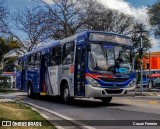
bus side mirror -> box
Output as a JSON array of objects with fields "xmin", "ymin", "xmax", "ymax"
[{"xmin": 87, "ymin": 44, "xmax": 91, "ymax": 51}]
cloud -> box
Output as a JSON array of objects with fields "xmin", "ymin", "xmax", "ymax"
[
  {"xmin": 97, "ymin": 0, "xmax": 160, "ymax": 51},
  {"xmin": 149, "ymin": 36, "xmax": 160, "ymax": 52},
  {"xmin": 42, "ymin": 0, "xmax": 148, "ymax": 25},
  {"xmin": 42, "ymin": 0, "xmax": 54, "ymax": 4},
  {"xmin": 41, "ymin": 0, "xmax": 159, "ymax": 51},
  {"xmin": 97, "ymin": 0, "xmax": 149, "ymax": 26}
]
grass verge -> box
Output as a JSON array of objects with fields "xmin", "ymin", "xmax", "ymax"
[
  {"xmin": 0, "ymin": 88, "xmax": 18, "ymax": 93},
  {"xmin": 0, "ymin": 102, "xmax": 56, "ymax": 129}
]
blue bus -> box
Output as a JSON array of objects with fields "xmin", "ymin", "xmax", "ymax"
[{"xmin": 16, "ymin": 31, "xmax": 136, "ymax": 103}]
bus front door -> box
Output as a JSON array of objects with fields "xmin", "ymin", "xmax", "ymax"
[
  {"xmin": 40, "ymin": 54, "xmax": 49, "ymax": 95},
  {"xmin": 75, "ymin": 45, "xmax": 86, "ymax": 96}
]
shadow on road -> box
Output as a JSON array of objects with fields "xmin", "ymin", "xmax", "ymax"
[{"xmin": 18, "ymin": 95, "xmax": 128, "ymax": 108}]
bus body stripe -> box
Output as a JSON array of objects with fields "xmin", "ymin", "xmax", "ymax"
[{"xmin": 85, "ymin": 73, "xmax": 114, "ymax": 79}]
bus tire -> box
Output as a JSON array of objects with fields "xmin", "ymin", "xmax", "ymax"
[
  {"xmin": 61, "ymin": 83, "xmax": 70, "ymax": 103},
  {"xmin": 27, "ymin": 82, "xmax": 34, "ymax": 98},
  {"xmin": 101, "ymin": 97, "xmax": 112, "ymax": 104}
]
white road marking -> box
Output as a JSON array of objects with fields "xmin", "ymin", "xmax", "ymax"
[
  {"xmin": 40, "ymin": 113, "xmax": 49, "ymax": 119},
  {"xmin": 31, "ymin": 107, "xmax": 49, "ymax": 119},
  {"xmin": 31, "ymin": 107, "xmax": 39, "ymax": 112},
  {"xmin": 19, "ymin": 101, "xmax": 64, "ymax": 129},
  {"xmin": 20, "ymin": 101, "xmax": 95, "ymax": 129},
  {"xmin": 54, "ymin": 125, "xmax": 65, "ymax": 129}
]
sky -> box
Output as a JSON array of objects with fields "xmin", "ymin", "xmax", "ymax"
[
  {"xmin": 125, "ymin": 0, "xmax": 157, "ymax": 7},
  {"xmin": 5, "ymin": 0, "xmax": 160, "ymax": 52}
]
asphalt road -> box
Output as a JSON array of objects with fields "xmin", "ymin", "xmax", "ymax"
[{"xmin": 1, "ymin": 92, "xmax": 160, "ymax": 129}]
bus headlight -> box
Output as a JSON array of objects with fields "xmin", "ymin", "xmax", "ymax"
[
  {"xmin": 128, "ymin": 79, "xmax": 135, "ymax": 88},
  {"xmin": 86, "ymin": 76, "xmax": 101, "ymax": 87}
]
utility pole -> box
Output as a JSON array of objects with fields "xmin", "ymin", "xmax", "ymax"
[
  {"xmin": 149, "ymin": 51, "xmax": 151, "ymax": 90},
  {"xmin": 140, "ymin": 25, "xmax": 143, "ymax": 95},
  {"xmin": 136, "ymin": 24, "xmax": 148, "ymax": 95}
]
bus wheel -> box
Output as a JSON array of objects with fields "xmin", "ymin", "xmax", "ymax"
[
  {"xmin": 62, "ymin": 83, "xmax": 70, "ymax": 103},
  {"xmin": 27, "ymin": 83, "xmax": 34, "ymax": 98},
  {"xmin": 101, "ymin": 97, "xmax": 112, "ymax": 104}
]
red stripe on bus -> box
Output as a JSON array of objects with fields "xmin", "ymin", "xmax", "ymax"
[{"xmin": 85, "ymin": 73, "xmax": 114, "ymax": 79}]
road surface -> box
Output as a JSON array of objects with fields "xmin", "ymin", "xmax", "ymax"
[{"xmin": 1, "ymin": 92, "xmax": 160, "ymax": 129}]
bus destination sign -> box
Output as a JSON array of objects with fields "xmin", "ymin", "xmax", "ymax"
[{"xmin": 89, "ymin": 33, "xmax": 132, "ymax": 46}]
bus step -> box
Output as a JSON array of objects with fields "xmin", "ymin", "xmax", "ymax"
[
  {"xmin": 75, "ymin": 96, "xmax": 84, "ymax": 98},
  {"xmin": 40, "ymin": 92, "xmax": 47, "ymax": 96}
]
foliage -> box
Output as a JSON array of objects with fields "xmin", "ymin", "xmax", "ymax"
[
  {"xmin": 81, "ymin": 0, "xmax": 134, "ymax": 35},
  {"xmin": 0, "ymin": 37, "xmax": 21, "ymax": 72},
  {"xmin": 0, "ymin": 37, "xmax": 10, "ymax": 62},
  {"xmin": 0, "ymin": 0, "xmax": 9, "ymax": 36},
  {"xmin": 0, "ymin": 76, "xmax": 10, "ymax": 88},
  {"xmin": 3, "ymin": 56, "xmax": 17, "ymax": 72},
  {"xmin": 0, "ymin": 0, "xmax": 27, "ymax": 51},
  {"xmin": 14, "ymin": 7, "xmax": 52, "ymax": 51},
  {"xmin": 131, "ymin": 24, "xmax": 152, "ymax": 50},
  {"xmin": 41, "ymin": 0, "xmax": 84, "ymax": 40},
  {"xmin": 148, "ymin": 0, "xmax": 160, "ymax": 38},
  {"xmin": 0, "ymin": 0, "xmax": 152, "ymax": 52}
]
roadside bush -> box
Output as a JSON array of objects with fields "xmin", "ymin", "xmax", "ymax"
[{"xmin": 0, "ymin": 76, "xmax": 10, "ymax": 88}]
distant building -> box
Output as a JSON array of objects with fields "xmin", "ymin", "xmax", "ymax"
[
  {"xmin": 143, "ymin": 51, "xmax": 160, "ymax": 70},
  {"xmin": 149, "ymin": 52, "xmax": 160, "ymax": 69},
  {"xmin": 0, "ymin": 72, "xmax": 16, "ymax": 88}
]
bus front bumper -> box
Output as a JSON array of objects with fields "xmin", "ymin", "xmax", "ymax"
[{"xmin": 85, "ymin": 84, "xmax": 136, "ymax": 98}]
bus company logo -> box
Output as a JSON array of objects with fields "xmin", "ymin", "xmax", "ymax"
[
  {"xmin": 113, "ymin": 84, "xmax": 117, "ymax": 87},
  {"xmin": 50, "ymin": 71, "xmax": 56, "ymax": 76},
  {"xmin": 62, "ymin": 67, "xmax": 69, "ymax": 73},
  {"xmin": 2, "ymin": 121, "xmax": 11, "ymax": 126}
]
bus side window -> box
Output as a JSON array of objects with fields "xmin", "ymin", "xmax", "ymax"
[
  {"xmin": 28, "ymin": 54, "xmax": 35, "ymax": 68},
  {"xmin": 35, "ymin": 53, "xmax": 41, "ymax": 67},
  {"xmin": 51, "ymin": 46, "xmax": 61, "ymax": 66},
  {"xmin": 82, "ymin": 47, "xmax": 86, "ymax": 69},
  {"xmin": 62, "ymin": 42, "xmax": 75, "ymax": 65}
]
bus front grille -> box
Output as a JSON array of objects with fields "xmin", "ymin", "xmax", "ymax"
[
  {"xmin": 99, "ymin": 77, "xmax": 128, "ymax": 82},
  {"xmin": 105, "ymin": 89, "xmax": 123, "ymax": 94}
]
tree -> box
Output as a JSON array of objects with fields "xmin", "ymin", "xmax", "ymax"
[
  {"xmin": 0, "ymin": 0, "xmax": 8, "ymax": 36},
  {"xmin": 132, "ymin": 24, "xmax": 152, "ymax": 50},
  {"xmin": 0, "ymin": 0, "xmax": 152, "ymax": 53},
  {"xmin": 39, "ymin": 0, "xmax": 151, "ymax": 50},
  {"xmin": 14, "ymin": 7, "xmax": 52, "ymax": 51},
  {"xmin": 0, "ymin": 37, "xmax": 21, "ymax": 72},
  {"xmin": 81, "ymin": 0, "xmax": 134, "ymax": 35},
  {"xmin": 40, "ymin": 0, "xmax": 136, "ymax": 39},
  {"xmin": 40, "ymin": 0, "xmax": 84, "ymax": 39},
  {"xmin": 148, "ymin": 0, "xmax": 160, "ymax": 38},
  {"xmin": 0, "ymin": 0, "xmax": 27, "ymax": 51},
  {"xmin": 80, "ymin": 0, "xmax": 114, "ymax": 31}
]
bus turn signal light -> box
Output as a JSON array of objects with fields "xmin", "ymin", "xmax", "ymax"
[{"xmin": 70, "ymin": 65, "xmax": 74, "ymax": 74}]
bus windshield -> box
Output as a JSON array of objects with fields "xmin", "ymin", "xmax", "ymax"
[{"xmin": 88, "ymin": 42, "xmax": 133, "ymax": 74}]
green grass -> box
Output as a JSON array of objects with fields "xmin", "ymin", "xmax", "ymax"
[
  {"xmin": 0, "ymin": 88, "xmax": 18, "ymax": 93},
  {"xmin": 0, "ymin": 102, "xmax": 56, "ymax": 129}
]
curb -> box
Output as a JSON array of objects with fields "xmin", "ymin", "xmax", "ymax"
[
  {"xmin": 135, "ymin": 91, "xmax": 160, "ymax": 96},
  {"xmin": 19, "ymin": 101, "xmax": 95, "ymax": 129},
  {"xmin": 0, "ymin": 99, "xmax": 63, "ymax": 129},
  {"xmin": 0, "ymin": 98, "xmax": 14, "ymax": 102},
  {"xmin": 16, "ymin": 101, "xmax": 64, "ymax": 129}
]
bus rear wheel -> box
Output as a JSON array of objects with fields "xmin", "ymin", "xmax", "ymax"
[
  {"xmin": 101, "ymin": 97, "xmax": 112, "ymax": 104},
  {"xmin": 27, "ymin": 83, "xmax": 34, "ymax": 98},
  {"xmin": 62, "ymin": 83, "xmax": 70, "ymax": 103}
]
